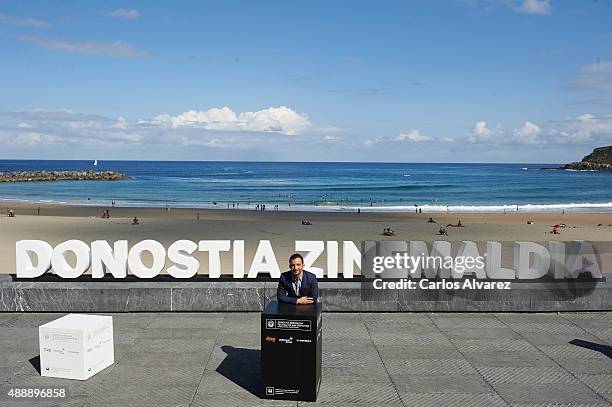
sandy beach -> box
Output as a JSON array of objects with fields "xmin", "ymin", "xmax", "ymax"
[{"xmin": 2, "ymin": 201, "xmax": 611, "ymax": 276}]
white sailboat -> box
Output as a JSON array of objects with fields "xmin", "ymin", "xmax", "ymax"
[{"xmin": 93, "ymin": 160, "xmax": 98, "ymax": 166}]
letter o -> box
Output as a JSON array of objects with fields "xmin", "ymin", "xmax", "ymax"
[
  {"xmin": 51, "ymin": 240, "xmax": 91, "ymax": 278},
  {"xmin": 128, "ymin": 240, "xmax": 166, "ymax": 278}
]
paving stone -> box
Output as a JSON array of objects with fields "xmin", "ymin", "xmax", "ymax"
[
  {"xmin": 431, "ymin": 316, "xmax": 507, "ymax": 329},
  {"xmin": 117, "ymin": 351, "xmax": 210, "ymax": 368},
  {"xmin": 371, "ymin": 333, "xmax": 452, "ymax": 347},
  {"xmin": 136, "ymin": 328, "xmax": 220, "ymax": 340},
  {"xmin": 88, "ymin": 383, "xmax": 197, "ymax": 406},
  {"xmin": 451, "ymin": 339, "xmax": 539, "ymax": 353},
  {"xmin": 322, "ymin": 326, "xmax": 370, "ymax": 339},
  {"xmin": 322, "ymin": 339, "xmax": 376, "ymax": 353},
  {"xmin": 321, "ymin": 367, "xmax": 389, "ymax": 382},
  {"xmin": 196, "ymin": 370, "xmax": 260, "ymax": 395},
  {"xmin": 361, "ymin": 312, "xmax": 431, "ymax": 325},
  {"xmin": 215, "ymin": 332, "xmax": 261, "ymax": 347},
  {"xmin": 556, "ymin": 358, "xmax": 612, "ymax": 375},
  {"xmin": 491, "ymin": 382, "xmax": 607, "ymax": 405},
  {"xmin": 443, "ymin": 328, "xmax": 522, "ymax": 340},
  {"xmin": 577, "ymin": 374, "xmax": 612, "ymax": 395},
  {"xmin": 562, "ymin": 312, "xmax": 612, "ymax": 320},
  {"xmin": 322, "ymin": 351, "xmax": 383, "ymax": 368},
  {"xmin": 128, "ymin": 338, "xmax": 216, "ymax": 353},
  {"xmin": 476, "ymin": 366, "xmax": 579, "ymax": 384},
  {"xmin": 314, "ymin": 382, "xmax": 401, "ymax": 404},
  {"xmin": 148, "ymin": 314, "xmax": 224, "ymax": 329},
  {"xmin": 398, "ymin": 392, "xmax": 508, "ymax": 407},
  {"xmin": 384, "ymin": 359, "xmax": 477, "ymax": 376},
  {"xmin": 299, "ymin": 403, "xmax": 402, "ymax": 407},
  {"xmin": 0, "ymin": 315, "xmax": 21, "ymax": 328},
  {"xmin": 192, "ymin": 392, "xmax": 295, "ymax": 407},
  {"xmin": 101, "ymin": 366, "xmax": 204, "ymax": 387},
  {"xmin": 517, "ymin": 331, "xmax": 603, "ymax": 345},
  {"xmin": 12, "ymin": 314, "xmax": 67, "ymax": 328},
  {"xmin": 537, "ymin": 344, "xmax": 611, "ymax": 360},
  {"xmin": 391, "ymin": 374, "xmax": 492, "ymax": 394},
  {"xmin": 377, "ymin": 345, "xmax": 464, "ymax": 360},
  {"xmin": 505, "ymin": 322, "xmax": 585, "ymax": 334},
  {"xmin": 463, "ymin": 351, "xmax": 556, "ymax": 368}
]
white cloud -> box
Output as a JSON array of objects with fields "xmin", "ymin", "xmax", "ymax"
[
  {"xmin": 109, "ymin": 9, "xmax": 140, "ymax": 19},
  {"xmin": 512, "ymin": 0, "xmax": 551, "ymax": 15},
  {"xmin": 111, "ymin": 117, "xmax": 128, "ymax": 129},
  {"xmin": 153, "ymin": 106, "xmax": 311, "ymax": 135},
  {"xmin": 16, "ymin": 132, "xmax": 55, "ymax": 145},
  {"xmin": 0, "ymin": 13, "xmax": 50, "ymax": 28},
  {"xmin": 467, "ymin": 121, "xmax": 502, "ymax": 143},
  {"xmin": 0, "ymin": 108, "xmax": 110, "ymax": 122},
  {"xmin": 19, "ymin": 36, "xmax": 149, "ymax": 58},
  {"xmin": 364, "ymin": 137, "xmax": 384, "ymax": 146},
  {"xmin": 442, "ymin": 137, "xmax": 456, "ymax": 143},
  {"xmin": 571, "ymin": 61, "xmax": 612, "ymax": 92},
  {"xmin": 322, "ymin": 135, "xmax": 341, "ymax": 142},
  {"xmin": 395, "ymin": 129, "xmax": 431, "ymax": 142},
  {"xmin": 512, "ymin": 121, "xmax": 542, "ymax": 144},
  {"xmin": 569, "ymin": 113, "xmax": 612, "ymax": 135},
  {"xmin": 1, "ymin": 106, "xmax": 322, "ymax": 150}
]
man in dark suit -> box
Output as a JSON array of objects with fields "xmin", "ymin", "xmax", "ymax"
[{"xmin": 277, "ymin": 253, "xmax": 318, "ymax": 304}]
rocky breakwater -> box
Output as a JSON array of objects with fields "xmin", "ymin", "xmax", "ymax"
[{"xmin": 0, "ymin": 170, "xmax": 130, "ymax": 182}]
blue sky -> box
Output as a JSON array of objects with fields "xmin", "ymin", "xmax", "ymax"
[{"xmin": 1, "ymin": 0, "xmax": 611, "ymax": 162}]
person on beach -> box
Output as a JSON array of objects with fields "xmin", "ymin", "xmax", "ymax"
[
  {"xmin": 132, "ymin": 216, "xmax": 140, "ymax": 225},
  {"xmin": 383, "ymin": 228, "xmax": 395, "ymax": 236},
  {"xmin": 438, "ymin": 226, "xmax": 448, "ymax": 236},
  {"xmin": 427, "ymin": 217, "xmax": 436, "ymax": 223},
  {"xmin": 7, "ymin": 209, "xmax": 15, "ymax": 217},
  {"xmin": 276, "ymin": 253, "xmax": 318, "ymax": 305}
]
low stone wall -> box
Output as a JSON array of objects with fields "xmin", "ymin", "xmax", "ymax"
[
  {"xmin": 0, "ymin": 170, "xmax": 129, "ymax": 182},
  {"xmin": 1, "ymin": 275, "xmax": 610, "ymax": 312}
]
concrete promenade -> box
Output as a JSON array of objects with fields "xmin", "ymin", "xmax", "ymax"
[{"xmin": 0, "ymin": 312, "xmax": 611, "ymax": 406}]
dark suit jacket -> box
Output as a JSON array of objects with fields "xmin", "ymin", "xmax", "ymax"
[{"xmin": 276, "ymin": 270, "xmax": 318, "ymax": 304}]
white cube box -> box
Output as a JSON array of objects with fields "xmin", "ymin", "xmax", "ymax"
[{"xmin": 39, "ymin": 314, "xmax": 114, "ymax": 380}]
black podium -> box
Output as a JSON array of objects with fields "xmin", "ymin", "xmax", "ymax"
[{"xmin": 261, "ymin": 301, "xmax": 322, "ymax": 401}]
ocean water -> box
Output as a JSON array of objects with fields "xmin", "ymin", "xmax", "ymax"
[{"xmin": 0, "ymin": 160, "xmax": 611, "ymax": 212}]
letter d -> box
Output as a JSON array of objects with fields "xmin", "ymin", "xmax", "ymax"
[{"xmin": 16, "ymin": 240, "xmax": 53, "ymax": 278}]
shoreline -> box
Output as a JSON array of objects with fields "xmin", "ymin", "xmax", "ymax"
[{"xmin": 2, "ymin": 198, "xmax": 612, "ymax": 214}]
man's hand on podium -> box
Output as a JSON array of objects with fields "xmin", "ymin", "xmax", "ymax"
[{"xmin": 296, "ymin": 296, "xmax": 315, "ymax": 305}]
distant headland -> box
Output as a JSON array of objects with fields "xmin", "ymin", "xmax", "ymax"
[
  {"xmin": 0, "ymin": 171, "xmax": 130, "ymax": 183},
  {"xmin": 542, "ymin": 146, "xmax": 612, "ymax": 171}
]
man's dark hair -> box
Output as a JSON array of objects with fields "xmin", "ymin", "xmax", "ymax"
[{"xmin": 289, "ymin": 253, "xmax": 304, "ymax": 263}]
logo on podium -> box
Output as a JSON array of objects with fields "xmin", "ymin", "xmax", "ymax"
[
  {"xmin": 265, "ymin": 387, "xmax": 274, "ymax": 395},
  {"xmin": 266, "ymin": 319, "xmax": 275, "ymax": 328}
]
